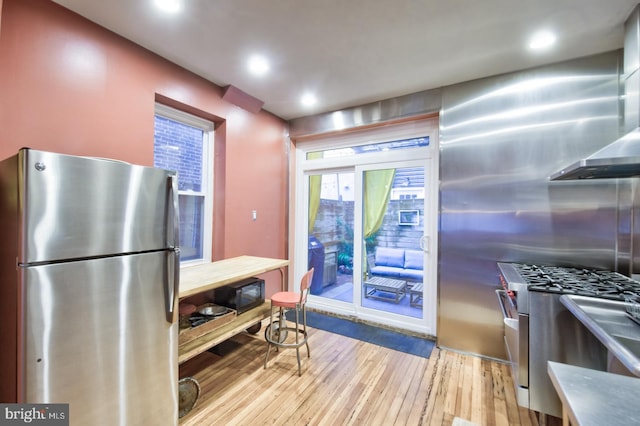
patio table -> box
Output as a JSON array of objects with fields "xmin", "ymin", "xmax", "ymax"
[
  {"xmin": 363, "ymin": 276, "xmax": 407, "ymax": 303},
  {"xmin": 409, "ymin": 283, "xmax": 423, "ymax": 308}
]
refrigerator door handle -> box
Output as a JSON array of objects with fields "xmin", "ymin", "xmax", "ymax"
[
  {"xmin": 166, "ymin": 251, "xmax": 180, "ymax": 323},
  {"xmin": 168, "ymin": 174, "xmax": 180, "ymax": 249},
  {"xmin": 166, "ymin": 174, "xmax": 180, "ymax": 323}
]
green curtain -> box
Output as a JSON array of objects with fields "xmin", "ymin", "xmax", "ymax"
[
  {"xmin": 307, "ymin": 152, "xmax": 323, "ymax": 232},
  {"xmin": 364, "ymin": 168, "xmax": 395, "ymax": 238},
  {"xmin": 363, "ymin": 168, "xmax": 395, "ymax": 276}
]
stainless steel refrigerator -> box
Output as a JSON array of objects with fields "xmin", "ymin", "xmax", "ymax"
[{"xmin": 0, "ymin": 148, "xmax": 180, "ymax": 425}]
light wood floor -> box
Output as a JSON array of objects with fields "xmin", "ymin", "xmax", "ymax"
[{"xmin": 179, "ymin": 324, "xmax": 540, "ymax": 426}]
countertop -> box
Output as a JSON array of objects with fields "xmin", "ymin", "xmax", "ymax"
[
  {"xmin": 179, "ymin": 255, "xmax": 289, "ymax": 299},
  {"xmin": 548, "ymin": 361, "xmax": 640, "ymax": 425}
]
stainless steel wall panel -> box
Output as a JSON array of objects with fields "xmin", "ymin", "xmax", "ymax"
[
  {"xmin": 632, "ymin": 181, "xmax": 640, "ymax": 275},
  {"xmin": 438, "ymin": 51, "xmax": 624, "ymax": 358},
  {"xmin": 624, "ymin": 5, "xmax": 640, "ymax": 133},
  {"xmin": 289, "ymin": 88, "xmax": 441, "ymax": 138},
  {"xmin": 624, "ymin": 5, "xmax": 640, "ymax": 77},
  {"xmin": 617, "ymin": 182, "xmax": 634, "ymax": 275}
]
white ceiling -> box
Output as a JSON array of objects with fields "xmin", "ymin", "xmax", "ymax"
[{"xmin": 52, "ymin": 0, "xmax": 639, "ymax": 120}]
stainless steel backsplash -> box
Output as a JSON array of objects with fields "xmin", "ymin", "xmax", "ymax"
[{"xmin": 438, "ymin": 50, "xmax": 627, "ymax": 358}]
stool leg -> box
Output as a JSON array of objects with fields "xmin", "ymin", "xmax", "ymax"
[
  {"xmin": 264, "ymin": 304, "xmax": 275, "ymax": 369},
  {"xmin": 276, "ymin": 307, "xmax": 286, "ymax": 352},
  {"xmin": 303, "ymin": 305, "xmax": 310, "ymax": 358},
  {"xmin": 295, "ymin": 306, "xmax": 301, "ymax": 376}
]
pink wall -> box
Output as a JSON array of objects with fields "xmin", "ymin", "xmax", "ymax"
[{"xmin": 0, "ymin": 0, "xmax": 288, "ymax": 289}]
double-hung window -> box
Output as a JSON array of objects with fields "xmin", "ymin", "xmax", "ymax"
[{"xmin": 153, "ymin": 104, "xmax": 214, "ymax": 264}]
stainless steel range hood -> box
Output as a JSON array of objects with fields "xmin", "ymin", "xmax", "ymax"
[
  {"xmin": 551, "ymin": 5, "xmax": 640, "ymax": 181},
  {"xmin": 549, "ymin": 128, "xmax": 640, "ymax": 180}
]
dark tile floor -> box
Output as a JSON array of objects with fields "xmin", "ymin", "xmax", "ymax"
[{"xmin": 285, "ymin": 310, "xmax": 434, "ymax": 358}]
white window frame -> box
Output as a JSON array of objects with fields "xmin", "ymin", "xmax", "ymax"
[
  {"xmin": 154, "ymin": 103, "xmax": 214, "ymax": 266},
  {"xmin": 293, "ymin": 118, "xmax": 440, "ymax": 336}
]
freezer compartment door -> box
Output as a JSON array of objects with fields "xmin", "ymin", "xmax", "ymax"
[
  {"xmin": 19, "ymin": 149, "xmax": 178, "ymax": 263},
  {"xmin": 22, "ymin": 252, "xmax": 178, "ymax": 426}
]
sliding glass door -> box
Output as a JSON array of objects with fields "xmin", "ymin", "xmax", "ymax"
[
  {"xmin": 359, "ymin": 165, "xmax": 426, "ymax": 320},
  {"xmin": 295, "ymin": 119, "xmax": 438, "ymax": 335},
  {"xmin": 307, "ymin": 170, "xmax": 355, "ymax": 304}
]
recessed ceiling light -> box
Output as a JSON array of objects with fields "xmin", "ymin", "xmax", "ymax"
[
  {"xmin": 154, "ymin": 0, "xmax": 182, "ymax": 13},
  {"xmin": 301, "ymin": 93, "xmax": 317, "ymax": 107},
  {"xmin": 248, "ymin": 55, "xmax": 270, "ymax": 76},
  {"xmin": 528, "ymin": 30, "xmax": 556, "ymax": 50}
]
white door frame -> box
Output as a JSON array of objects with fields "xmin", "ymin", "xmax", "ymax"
[{"xmin": 291, "ymin": 119, "xmax": 439, "ymax": 336}]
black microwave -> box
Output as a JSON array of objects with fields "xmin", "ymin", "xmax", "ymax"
[{"xmin": 213, "ymin": 277, "xmax": 265, "ymax": 314}]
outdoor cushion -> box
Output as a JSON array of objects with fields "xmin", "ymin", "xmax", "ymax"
[
  {"xmin": 375, "ymin": 247, "xmax": 405, "ymax": 268},
  {"xmin": 369, "ymin": 265, "xmax": 405, "ymax": 277},
  {"xmin": 402, "ymin": 269, "xmax": 424, "ymax": 281},
  {"xmin": 404, "ymin": 250, "xmax": 424, "ymax": 270}
]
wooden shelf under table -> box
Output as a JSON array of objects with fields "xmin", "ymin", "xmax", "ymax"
[{"xmin": 178, "ymin": 301, "xmax": 271, "ymax": 364}]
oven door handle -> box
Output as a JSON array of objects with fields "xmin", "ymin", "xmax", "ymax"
[{"xmin": 495, "ymin": 289, "xmax": 510, "ymax": 319}]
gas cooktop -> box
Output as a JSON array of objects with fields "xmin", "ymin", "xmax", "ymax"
[{"xmin": 508, "ymin": 263, "xmax": 640, "ymax": 300}]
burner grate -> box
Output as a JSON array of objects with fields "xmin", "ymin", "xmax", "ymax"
[{"xmin": 511, "ymin": 263, "xmax": 640, "ymax": 300}]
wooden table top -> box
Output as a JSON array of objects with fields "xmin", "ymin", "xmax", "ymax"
[{"xmin": 179, "ymin": 255, "xmax": 289, "ymax": 299}]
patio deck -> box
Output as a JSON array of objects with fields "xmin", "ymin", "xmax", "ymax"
[{"xmin": 316, "ymin": 272, "xmax": 422, "ymax": 318}]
